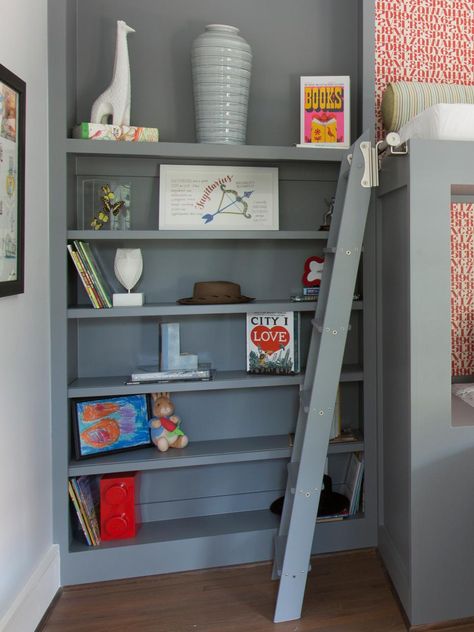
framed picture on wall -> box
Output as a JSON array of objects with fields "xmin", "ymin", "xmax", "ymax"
[
  {"xmin": 297, "ymin": 76, "xmax": 350, "ymax": 148},
  {"xmin": 72, "ymin": 394, "xmax": 152, "ymax": 459},
  {"xmin": 0, "ymin": 64, "xmax": 25, "ymax": 297}
]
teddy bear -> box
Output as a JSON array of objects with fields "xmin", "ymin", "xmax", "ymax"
[{"xmin": 149, "ymin": 392, "xmax": 189, "ymax": 452}]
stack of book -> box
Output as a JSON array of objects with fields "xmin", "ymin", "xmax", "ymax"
[
  {"xmin": 339, "ymin": 452, "xmax": 365, "ymax": 516},
  {"xmin": 68, "ymin": 476, "xmax": 101, "ymax": 546},
  {"xmin": 67, "ymin": 240, "xmax": 112, "ymax": 308},
  {"xmin": 73, "ymin": 122, "xmax": 159, "ymax": 142},
  {"xmin": 127, "ymin": 363, "xmax": 213, "ymax": 385},
  {"xmin": 290, "ymin": 287, "xmax": 320, "ymax": 302},
  {"xmin": 316, "ymin": 454, "xmax": 364, "ymax": 523}
]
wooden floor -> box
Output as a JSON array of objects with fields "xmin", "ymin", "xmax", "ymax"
[{"xmin": 39, "ymin": 549, "xmax": 474, "ymax": 632}]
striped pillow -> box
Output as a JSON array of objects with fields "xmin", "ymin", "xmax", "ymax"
[{"xmin": 382, "ymin": 81, "xmax": 474, "ymax": 131}]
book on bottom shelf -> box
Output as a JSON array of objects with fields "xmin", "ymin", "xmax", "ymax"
[
  {"xmin": 68, "ymin": 476, "xmax": 101, "ymax": 546},
  {"xmin": 337, "ymin": 452, "xmax": 364, "ymax": 516},
  {"xmin": 246, "ymin": 312, "xmax": 300, "ymax": 374},
  {"xmin": 329, "ymin": 387, "xmax": 342, "ymax": 440},
  {"xmin": 68, "ymin": 480, "xmax": 92, "ymax": 545}
]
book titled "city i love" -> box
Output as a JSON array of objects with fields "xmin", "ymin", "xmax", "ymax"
[{"xmin": 246, "ymin": 312, "xmax": 300, "ymax": 375}]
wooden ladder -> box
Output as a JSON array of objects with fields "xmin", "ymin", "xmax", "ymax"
[{"xmin": 272, "ymin": 130, "xmax": 375, "ymax": 622}]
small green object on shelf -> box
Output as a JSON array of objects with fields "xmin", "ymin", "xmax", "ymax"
[{"xmin": 91, "ymin": 184, "xmax": 127, "ymax": 230}]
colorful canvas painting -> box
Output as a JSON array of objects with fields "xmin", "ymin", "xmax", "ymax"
[
  {"xmin": 0, "ymin": 64, "xmax": 25, "ymax": 297},
  {"xmin": 73, "ymin": 394, "xmax": 151, "ymax": 458}
]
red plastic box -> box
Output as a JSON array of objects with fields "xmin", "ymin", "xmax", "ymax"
[{"xmin": 100, "ymin": 472, "xmax": 138, "ymax": 541}]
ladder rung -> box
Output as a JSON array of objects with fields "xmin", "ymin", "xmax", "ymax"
[
  {"xmin": 300, "ymin": 389, "xmax": 311, "ymax": 411},
  {"xmin": 274, "ymin": 535, "xmax": 311, "ymax": 578},
  {"xmin": 311, "ymin": 319, "xmax": 352, "ymax": 334},
  {"xmin": 274, "ymin": 535, "xmax": 286, "ymax": 577},
  {"xmin": 312, "ymin": 319, "xmax": 324, "ymax": 333},
  {"xmin": 287, "ymin": 461, "xmax": 299, "ymax": 494}
]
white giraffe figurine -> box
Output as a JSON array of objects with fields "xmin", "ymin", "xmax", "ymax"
[{"xmin": 91, "ymin": 20, "xmax": 135, "ymax": 126}]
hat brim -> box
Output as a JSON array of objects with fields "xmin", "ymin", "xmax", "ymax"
[{"xmin": 178, "ymin": 295, "xmax": 254, "ymax": 305}]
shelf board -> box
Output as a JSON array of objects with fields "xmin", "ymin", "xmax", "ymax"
[
  {"xmin": 69, "ymin": 508, "xmax": 366, "ymax": 555},
  {"xmin": 328, "ymin": 435, "xmax": 365, "ymax": 455},
  {"xmin": 68, "ymin": 434, "xmax": 292, "ymax": 476},
  {"xmin": 68, "ymin": 370, "xmax": 303, "ymax": 396},
  {"xmin": 67, "ymin": 230, "xmax": 330, "ymax": 241},
  {"xmin": 68, "ymin": 435, "xmax": 364, "ymax": 476},
  {"xmin": 67, "ymin": 299, "xmax": 363, "ymax": 319},
  {"xmin": 68, "ymin": 433, "xmax": 365, "ymax": 477},
  {"xmin": 70, "ymin": 509, "xmax": 280, "ymax": 553},
  {"xmin": 65, "ymin": 139, "xmax": 346, "ymax": 163},
  {"xmin": 67, "ymin": 365, "xmax": 363, "ymax": 397}
]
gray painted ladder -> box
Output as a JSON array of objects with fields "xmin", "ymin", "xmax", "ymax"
[{"xmin": 273, "ymin": 131, "xmax": 374, "ymax": 623}]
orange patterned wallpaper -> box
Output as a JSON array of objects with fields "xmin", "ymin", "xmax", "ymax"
[
  {"xmin": 451, "ymin": 203, "xmax": 474, "ymax": 376},
  {"xmin": 375, "ymin": 0, "xmax": 474, "ymax": 138},
  {"xmin": 375, "ymin": 1, "xmax": 474, "ymax": 376}
]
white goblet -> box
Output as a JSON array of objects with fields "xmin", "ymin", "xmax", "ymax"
[{"xmin": 112, "ymin": 248, "xmax": 144, "ymax": 306}]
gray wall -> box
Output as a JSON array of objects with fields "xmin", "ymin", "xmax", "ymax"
[
  {"xmin": 74, "ymin": 0, "xmax": 361, "ymax": 145},
  {"xmin": 0, "ymin": 1, "xmax": 58, "ymax": 630}
]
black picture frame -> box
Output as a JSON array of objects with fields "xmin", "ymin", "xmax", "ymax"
[
  {"xmin": 71, "ymin": 394, "xmax": 152, "ymax": 460},
  {"xmin": 0, "ymin": 64, "xmax": 25, "ymax": 298}
]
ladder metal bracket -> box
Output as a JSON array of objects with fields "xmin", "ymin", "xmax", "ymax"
[
  {"xmin": 311, "ymin": 319, "xmax": 351, "ymax": 333},
  {"xmin": 323, "ymin": 246, "xmax": 363, "ymax": 254},
  {"xmin": 360, "ymin": 141, "xmax": 379, "ymax": 188}
]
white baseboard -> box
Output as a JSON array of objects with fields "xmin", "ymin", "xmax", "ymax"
[{"xmin": 0, "ymin": 545, "xmax": 60, "ymax": 632}]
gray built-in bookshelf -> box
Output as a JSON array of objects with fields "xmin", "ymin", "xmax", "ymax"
[{"xmin": 49, "ymin": 0, "xmax": 377, "ymax": 584}]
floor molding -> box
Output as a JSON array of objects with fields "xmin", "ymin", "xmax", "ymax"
[
  {"xmin": 0, "ymin": 545, "xmax": 60, "ymax": 632},
  {"xmin": 410, "ymin": 616, "xmax": 474, "ymax": 631}
]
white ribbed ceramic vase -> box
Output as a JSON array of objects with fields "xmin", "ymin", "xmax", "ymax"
[{"xmin": 191, "ymin": 24, "xmax": 252, "ymax": 145}]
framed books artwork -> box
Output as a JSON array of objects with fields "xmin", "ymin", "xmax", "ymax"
[
  {"xmin": 159, "ymin": 164, "xmax": 279, "ymax": 230},
  {"xmin": 298, "ymin": 76, "xmax": 350, "ymax": 148},
  {"xmin": 72, "ymin": 394, "xmax": 151, "ymax": 459},
  {"xmin": 0, "ymin": 64, "xmax": 25, "ymax": 297}
]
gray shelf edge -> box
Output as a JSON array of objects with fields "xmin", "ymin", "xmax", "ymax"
[
  {"xmin": 68, "ymin": 508, "xmax": 366, "ymax": 556},
  {"xmin": 67, "ymin": 230, "xmax": 330, "ymax": 241},
  {"xmin": 69, "ymin": 436, "xmax": 292, "ymax": 476},
  {"xmin": 328, "ymin": 440, "xmax": 365, "ymax": 455},
  {"xmin": 68, "ymin": 372, "xmax": 303, "ymax": 396},
  {"xmin": 67, "ymin": 300, "xmax": 364, "ymax": 318},
  {"xmin": 65, "ymin": 139, "xmax": 346, "ymax": 163},
  {"xmin": 69, "ymin": 509, "xmax": 279, "ymax": 553},
  {"xmin": 68, "ymin": 509, "xmax": 367, "ymax": 557},
  {"xmin": 67, "ymin": 365, "xmax": 363, "ymax": 397},
  {"xmin": 68, "ymin": 435, "xmax": 365, "ymax": 477}
]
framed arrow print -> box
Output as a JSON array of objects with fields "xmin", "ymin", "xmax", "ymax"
[{"xmin": 159, "ymin": 165, "xmax": 279, "ymax": 230}]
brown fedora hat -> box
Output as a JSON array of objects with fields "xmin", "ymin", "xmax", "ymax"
[{"xmin": 178, "ymin": 281, "xmax": 254, "ymax": 305}]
